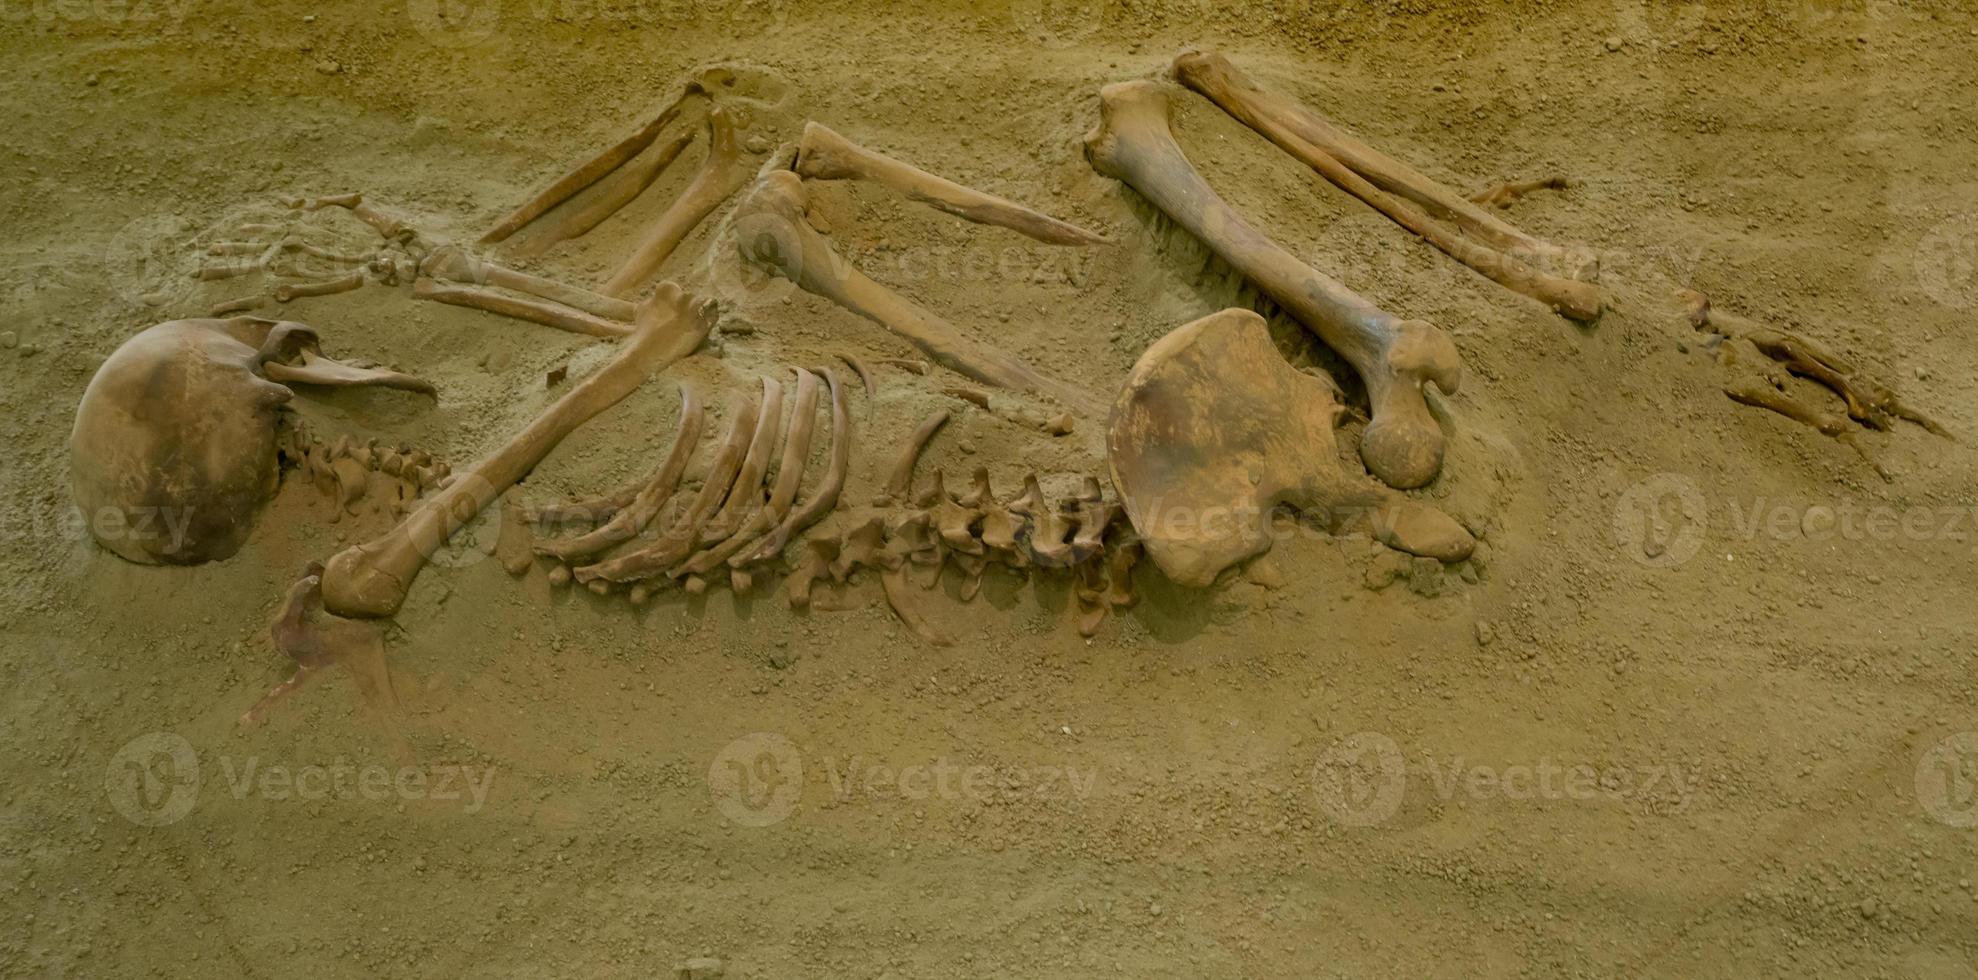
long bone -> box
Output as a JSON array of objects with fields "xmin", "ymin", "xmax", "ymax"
[
  {"xmin": 534, "ymin": 386, "xmax": 706, "ymax": 562},
  {"xmin": 479, "ymin": 85, "xmax": 698, "ymax": 245},
  {"xmin": 423, "ymin": 246, "xmax": 638, "ymax": 321},
  {"xmin": 736, "ymin": 171, "xmax": 1098, "ymax": 412},
  {"xmin": 412, "ymin": 278, "xmax": 633, "ymax": 340},
  {"xmin": 1085, "ymin": 80, "xmax": 1462, "ymax": 488},
  {"xmin": 731, "ymin": 367, "xmax": 851, "ymax": 567},
  {"xmin": 574, "ymin": 387, "xmax": 761, "ymax": 585},
  {"xmin": 793, "ymin": 122, "xmax": 1109, "ymax": 246},
  {"xmin": 515, "ymin": 128, "xmax": 698, "ymax": 257},
  {"xmin": 1107, "ymin": 307, "xmax": 1474, "ymax": 587},
  {"xmin": 1170, "ymin": 50, "xmax": 1578, "ymax": 270},
  {"xmin": 678, "ymin": 368, "xmax": 821, "ymax": 576},
  {"xmin": 602, "ymin": 106, "xmax": 754, "ymax": 298},
  {"xmin": 319, "ymin": 282, "xmax": 716, "ymax": 618},
  {"xmin": 1166, "ymin": 54, "xmax": 1601, "ymax": 321}
]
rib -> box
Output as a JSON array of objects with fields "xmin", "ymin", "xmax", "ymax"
[
  {"xmin": 794, "ymin": 121, "xmax": 1109, "ymax": 246},
  {"xmin": 534, "ymin": 386, "xmax": 706, "ymax": 562},
  {"xmin": 275, "ymin": 271, "xmax": 366, "ymax": 302},
  {"xmin": 876, "ymin": 409, "xmax": 950, "ymax": 506},
  {"xmin": 699, "ymin": 377, "xmax": 786, "ymax": 543},
  {"xmin": 574, "ymin": 389, "xmax": 760, "ymax": 584},
  {"xmin": 602, "ymin": 105, "xmax": 753, "ymax": 298},
  {"xmin": 479, "ymin": 86, "xmax": 696, "ymax": 245},
  {"xmin": 678, "ymin": 368, "xmax": 822, "ymax": 576},
  {"xmin": 836, "ymin": 350, "xmax": 878, "ymax": 398},
  {"xmin": 413, "ymin": 278, "xmax": 633, "ymax": 340},
  {"xmin": 733, "ymin": 366, "xmax": 851, "ymax": 567}
]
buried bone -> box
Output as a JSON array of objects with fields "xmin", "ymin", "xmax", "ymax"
[
  {"xmin": 793, "ymin": 121, "xmax": 1109, "ymax": 246},
  {"xmin": 1085, "ymin": 81, "xmax": 1462, "ymax": 489},
  {"xmin": 1107, "ymin": 308, "xmax": 1473, "ymax": 587},
  {"xmin": 319, "ymin": 282, "xmax": 717, "ymax": 618},
  {"xmin": 735, "ymin": 170, "xmax": 1098, "ymax": 413}
]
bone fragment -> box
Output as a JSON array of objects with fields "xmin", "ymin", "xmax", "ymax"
[
  {"xmin": 519, "ymin": 128, "xmax": 697, "ymax": 254},
  {"xmin": 275, "ymin": 271, "xmax": 366, "ymax": 303}
]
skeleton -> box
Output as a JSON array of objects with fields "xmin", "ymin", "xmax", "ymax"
[{"xmin": 75, "ymin": 53, "xmax": 1940, "ymax": 728}]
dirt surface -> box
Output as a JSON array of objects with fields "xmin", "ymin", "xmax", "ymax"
[{"xmin": 5, "ymin": 1, "xmax": 1978, "ymax": 976}]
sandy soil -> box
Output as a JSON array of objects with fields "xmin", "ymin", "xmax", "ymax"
[{"xmin": 4, "ymin": 0, "xmax": 1978, "ymax": 976}]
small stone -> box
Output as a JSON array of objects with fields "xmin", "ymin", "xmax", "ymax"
[
  {"xmin": 1604, "ymin": 36, "xmax": 1623, "ymax": 52},
  {"xmin": 675, "ymin": 957, "xmax": 725, "ymax": 980},
  {"xmin": 767, "ymin": 649, "xmax": 795, "ymax": 670},
  {"xmin": 1406, "ymin": 557, "xmax": 1443, "ymax": 598},
  {"xmin": 744, "ymin": 135, "xmax": 772, "ymax": 155},
  {"xmin": 1474, "ymin": 621, "xmax": 1497, "ymax": 647},
  {"xmin": 1458, "ymin": 563, "xmax": 1480, "ymax": 585},
  {"xmin": 1242, "ymin": 556, "xmax": 1285, "ymax": 590},
  {"xmin": 0, "ymin": 331, "xmax": 17, "ymax": 349},
  {"xmin": 1363, "ymin": 551, "xmax": 1405, "ymax": 591},
  {"xmin": 315, "ymin": 59, "xmax": 340, "ymax": 75}
]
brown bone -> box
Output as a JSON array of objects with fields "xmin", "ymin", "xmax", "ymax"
[
  {"xmin": 1171, "ymin": 50, "xmax": 1580, "ymax": 271},
  {"xmin": 422, "ymin": 246, "xmax": 638, "ymax": 321},
  {"xmin": 1107, "ymin": 308, "xmax": 1474, "ymax": 587},
  {"xmin": 534, "ymin": 386, "xmax": 706, "ymax": 562},
  {"xmin": 700, "ymin": 376, "xmax": 786, "ymax": 543},
  {"xmin": 876, "ymin": 409, "xmax": 950, "ymax": 506},
  {"xmin": 479, "ymin": 85, "xmax": 697, "ymax": 245},
  {"xmin": 679, "ymin": 368, "xmax": 821, "ymax": 576},
  {"xmin": 735, "ymin": 171, "xmax": 1098, "ymax": 413},
  {"xmin": 602, "ymin": 105, "xmax": 753, "ymax": 298},
  {"xmin": 1085, "ymin": 80, "xmax": 1461, "ymax": 488},
  {"xmin": 516, "ymin": 128, "xmax": 698, "ymax": 257},
  {"xmin": 1168, "ymin": 53, "xmax": 1602, "ymax": 321},
  {"xmin": 732, "ymin": 366, "xmax": 852, "ymax": 567},
  {"xmin": 413, "ymin": 278, "xmax": 632, "ymax": 340},
  {"xmin": 574, "ymin": 387, "xmax": 760, "ymax": 584},
  {"xmin": 319, "ymin": 282, "xmax": 716, "ymax": 618},
  {"xmin": 793, "ymin": 121, "xmax": 1110, "ymax": 246}
]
